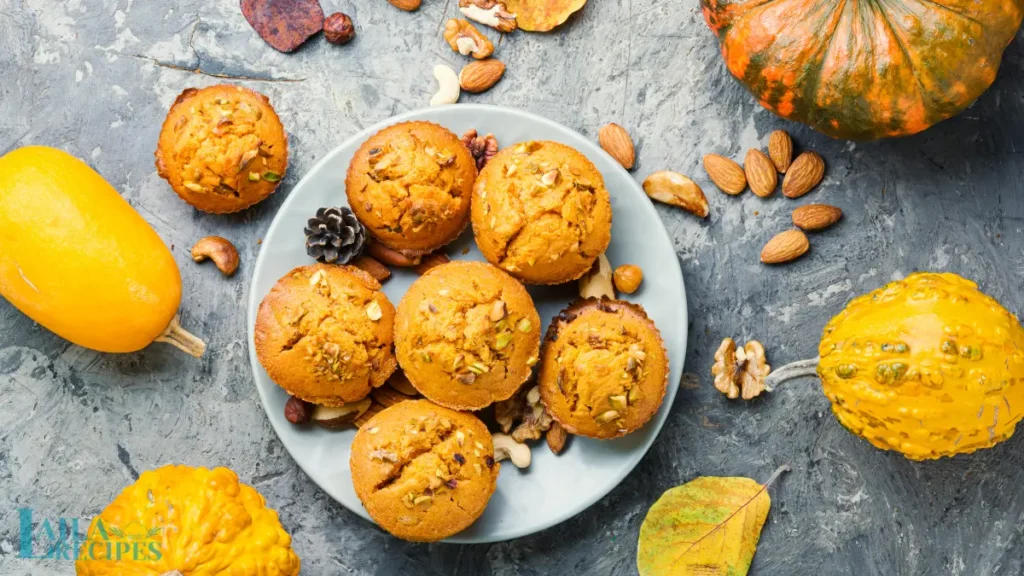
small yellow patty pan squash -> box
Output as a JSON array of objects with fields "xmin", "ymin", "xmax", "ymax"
[
  {"xmin": 74, "ymin": 465, "xmax": 300, "ymax": 576},
  {"xmin": 817, "ymin": 272, "xmax": 1024, "ymax": 460}
]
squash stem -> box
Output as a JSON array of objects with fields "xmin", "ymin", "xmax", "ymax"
[
  {"xmin": 765, "ymin": 357, "xmax": 819, "ymax": 392},
  {"xmin": 154, "ymin": 315, "xmax": 206, "ymax": 357}
]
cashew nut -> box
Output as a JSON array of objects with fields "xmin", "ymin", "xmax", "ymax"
[
  {"xmin": 492, "ymin": 433, "xmax": 531, "ymax": 468},
  {"xmin": 430, "ymin": 64, "xmax": 460, "ymax": 106},
  {"xmin": 578, "ymin": 253, "xmax": 614, "ymax": 300},
  {"xmin": 191, "ymin": 236, "xmax": 239, "ymax": 276}
]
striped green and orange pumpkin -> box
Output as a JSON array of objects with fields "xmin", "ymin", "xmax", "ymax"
[{"xmin": 700, "ymin": 0, "xmax": 1023, "ymax": 140}]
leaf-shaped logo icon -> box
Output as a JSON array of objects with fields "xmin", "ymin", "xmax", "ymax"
[
  {"xmin": 107, "ymin": 526, "xmax": 125, "ymax": 539},
  {"xmin": 146, "ymin": 527, "xmax": 162, "ymax": 538}
]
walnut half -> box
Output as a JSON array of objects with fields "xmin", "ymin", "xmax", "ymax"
[
  {"xmin": 444, "ymin": 19, "xmax": 495, "ymax": 59},
  {"xmin": 711, "ymin": 338, "xmax": 770, "ymax": 400}
]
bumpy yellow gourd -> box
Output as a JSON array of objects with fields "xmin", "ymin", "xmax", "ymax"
[
  {"xmin": 818, "ymin": 272, "xmax": 1024, "ymax": 460},
  {"xmin": 0, "ymin": 146, "xmax": 202, "ymax": 355},
  {"xmin": 75, "ymin": 465, "xmax": 301, "ymax": 575}
]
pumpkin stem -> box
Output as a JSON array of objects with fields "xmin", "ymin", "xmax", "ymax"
[
  {"xmin": 765, "ymin": 357, "xmax": 819, "ymax": 391},
  {"xmin": 154, "ymin": 315, "xmax": 206, "ymax": 357}
]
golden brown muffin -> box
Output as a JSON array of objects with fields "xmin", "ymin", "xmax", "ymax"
[
  {"xmin": 394, "ymin": 261, "xmax": 541, "ymax": 411},
  {"xmin": 472, "ymin": 141, "xmax": 612, "ymax": 285},
  {"xmin": 538, "ymin": 299, "xmax": 668, "ymax": 439},
  {"xmin": 346, "ymin": 121, "xmax": 477, "ymax": 256},
  {"xmin": 155, "ymin": 84, "xmax": 288, "ymax": 213},
  {"xmin": 350, "ymin": 400, "xmax": 500, "ymax": 542},
  {"xmin": 254, "ymin": 263, "xmax": 397, "ymax": 406}
]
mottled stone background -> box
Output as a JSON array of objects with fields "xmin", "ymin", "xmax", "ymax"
[{"xmin": 2, "ymin": 1, "xmax": 1024, "ymax": 574}]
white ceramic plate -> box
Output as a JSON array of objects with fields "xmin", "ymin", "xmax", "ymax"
[{"xmin": 247, "ymin": 105, "xmax": 687, "ymax": 543}]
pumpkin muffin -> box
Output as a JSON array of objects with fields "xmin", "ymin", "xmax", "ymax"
[
  {"xmin": 156, "ymin": 84, "xmax": 288, "ymax": 213},
  {"xmin": 350, "ymin": 400, "xmax": 500, "ymax": 542},
  {"xmin": 254, "ymin": 263, "xmax": 397, "ymax": 406},
  {"xmin": 394, "ymin": 261, "xmax": 541, "ymax": 410},
  {"xmin": 472, "ymin": 140, "xmax": 612, "ymax": 284},
  {"xmin": 346, "ymin": 121, "xmax": 477, "ymax": 256},
  {"xmin": 538, "ymin": 299, "xmax": 669, "ymax": 439}
]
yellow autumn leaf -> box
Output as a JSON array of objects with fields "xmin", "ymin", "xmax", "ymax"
[{"xmin": 637, "ymin": 465, "xmax": 789, "ymax": 576}]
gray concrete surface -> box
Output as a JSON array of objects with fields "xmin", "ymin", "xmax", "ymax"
[{"xmin": 2, "ymin": 1, "xmax": 1024, "ymax": 574}]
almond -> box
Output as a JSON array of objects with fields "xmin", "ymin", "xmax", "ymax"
[
  {"xmin": 792, "ymin": 204, "xmax": 842, "ymax": 231},
  {"xmin": 351, "ymin": 256, "xmax": 391, "ymax": 283},
  {"xmin": 703, "ymin": 154, "xmax": 746, "ymax": 195},
  {"xmin": 744, "ymin": 149, "xmax": 777, "ymax": 198},
  {"xmin": 782, "ymin": 152, "xmax": 825, "ymax": 198},
  {"xmin": 388, "ymin": 0, "xmax": 421, "ymax": 11},
  {"xmin": 768, "ymin": 130, "xmax": 793, "ymax": 173},
  {"xmin": 459, "ymin": 59, "xmax": 505, "ymax": 93},
  {"xmin": 642, "ymin": 171, "xmax": 709, "ymax": 218},
  {"xmin": 368, "ymin": 241, "xmax": 422, "ymax": 267},
  {"xmin": 761, "ymin": 229, "xmax": 810, "ymax": 264},
  {"xmin": 598, "ymin": 123, "xmax": 635, "ymax": 170}
]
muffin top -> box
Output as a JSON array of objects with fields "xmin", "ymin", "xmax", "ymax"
[
  {"xmin": 394, "ymin": 261, "xmax": 541, "ymax": 411},
  {"xmin": 346, "ymin": 121, "xmax": 477, "ymax": 256},
  {"xmin": 254, "ymin": 263, "xmax": 397, "ymax": 406},
  {"xmin": 350, "ymin": 400, "xmax": 499, "ymax": 542},
  {"xmin": 538, "ymin": 299, "xmax": 668, "ymax": 439},
  {"xmin": 472, "ymin": 140, "xmax": 612, "ymax": 284},
  {"xmin": 155, "ymin": 84, "xmax": 288, "ymax": 214}
]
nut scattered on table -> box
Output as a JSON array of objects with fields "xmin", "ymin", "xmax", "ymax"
[
  {"xmin": 191, "ymin": 236, "xmax": 239, "ymax": 277},
  {"xmin": 459, "ymin": 0, "xmax": 517, "ymax": 32},
  {"xmin": 429, "ymin": 64, "xmax": 461, "ymax": 106},
  {"xmin": 324, "ymin": 12, "xmax": 355, "ymax": 45},
  {"xmin": 459, "ymin": 59, "xmax": 506, "ymax": 93},
  {"xmin": 761, "ymin": 229, "xmax": 810, "ymax": 264},
  {"xmin": 768, "ymin": 130, "xmax": 793, "ymax": 173},
  {"xmin": 642, "ymin": 171, "xmax": 709, "ymax": 218},
  {"xmin": 703, "ymin": 154, "xmax": 747, "ymax": 195},
  {"xmin": 578, "ymin": 253, "xmax": 614, "ymax": 300},
  {"xmin": 792, "ymin": 204, "xmax": 842, "ymax": 231},
  {"xmin": 744, "ymin": 148, "xmax": 778, "ymax": 198},
  {"xmin": 511, "ymin": 386, "xmax": 554, "ymax": 443},
  {"xmin": 284, "ymin": 395, "xmax": 312, "ymax": 424},
  {"xmin": 782, "ymin": 151, "xmax": 825, "ymax": 198},
  {"xmin": 613, "ymin": 264, "xmax": 643, "ymax": 294},
  {"xmin": 462, "ymin": 129, "xmax": 499, "ymax": 169},
  {"xmin": 492, "ymin": 433, "xmax": 531, "ymax": 467},
  {"xmin": 711, "ymin": 338, "xmax": 770, "ymax": 400},
  {"xmin": 444, "ymin": 19, "xmax": 494, "ymax": 59},
  {"xmin": 388, "ymin": 0, "xmax": 421, "ymax": 11},
  {"xmin": 598, "ymin": 123, "xmax": 636, "ymax": 170}
]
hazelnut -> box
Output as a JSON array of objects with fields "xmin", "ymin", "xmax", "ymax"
[
  {"xmin": 324, "ymin": 13, "xmax": 355, "ymax": 45},
  {"xmin": 613, "ymin": 264, "xmax": 643, "ymax": 294},
  {"xmin": 284, "ymin": 395, "xmax": 312, "ymax": 424}
]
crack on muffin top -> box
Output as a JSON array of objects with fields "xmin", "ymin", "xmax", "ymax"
[
  {"xmin": 355, "ymin": 133, "xmax": 468, "ymax": 237},
  {"xmin": 364, "ymin": 409, "xmax": 495, "ymax": 515},
  {"xmin": 474, "ymin": 141, "xmax": 611, "ymax": 282},
  {"xmin": 275, "ymin": 267, "xmax": 391, "ymax": 383},
  {"xmin": 168, "ymin": 90, "xmax": 280, "ymax": 197}
]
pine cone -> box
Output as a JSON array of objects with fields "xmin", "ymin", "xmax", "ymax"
[{"xmin": 304, "ymin": 207, "xmax": 367, "ymax": 264}]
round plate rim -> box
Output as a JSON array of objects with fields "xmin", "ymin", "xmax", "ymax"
[{"xmin": 246, "ymin": 103, "xmax": 687, "ymax": 543}]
